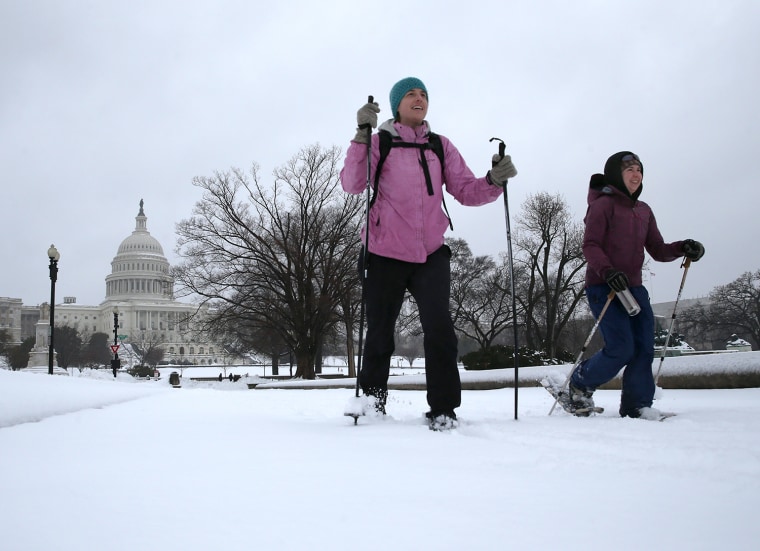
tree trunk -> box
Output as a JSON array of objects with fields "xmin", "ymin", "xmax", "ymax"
[
  {"xmin": 315, "ymin": 340, "xmax": 322, "ymax": 375},
  {"xmin": 271, "ymin": 353, "xmax": 279, "ymax": 376},
  {"xmin": 294, "ymin": 348, "xmax": 316, "ymax": 379},
  {"xmin": 345, "ymin": 335, "xmax": 356, "ymax": 378}
]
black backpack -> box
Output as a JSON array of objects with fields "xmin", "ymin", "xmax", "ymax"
[{"xmin": 370, "ymin": 129, "xmax": 453, "ymax": 229}]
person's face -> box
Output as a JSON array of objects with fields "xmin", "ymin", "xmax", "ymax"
[
  {"xmin": 622, "ymin": 163, "xmax": 642, "ymax": 194},
  {"xmin": 396, "ymin": 88, "xmax": 428, "ymax": 127}
]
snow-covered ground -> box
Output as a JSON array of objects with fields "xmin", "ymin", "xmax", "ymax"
[{"xmin": 2, "ymin": 353, "xmax": 759, "ymax": 551}]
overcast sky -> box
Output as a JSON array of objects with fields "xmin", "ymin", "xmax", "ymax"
[{"xmin": 1, "ymin": 0, "xmax": 758, "ymax": 308}]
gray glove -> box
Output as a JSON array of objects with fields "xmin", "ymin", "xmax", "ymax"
[
  {"xmin": 487, "ymin": 154, "xmax": 517, "ymax": 186},
  {"xmin": 353, "ymin": 101, "xmax": 380, "ymax": 144}
]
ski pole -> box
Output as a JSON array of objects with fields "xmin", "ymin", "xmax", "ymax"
[
  {"xmin": 353, "ymin": 95, "xmax": 374, "ymax": 404},
  {"xmin": 489, "ymin": 137, "xmax": 519, "ymax": 420},
  {"xmin": 549, "ymin": 291, "xmax": 615, "ymax": 415},
  {"xmin": 654, "ymin": 257, "xmax": 692, "ymax": 385}
]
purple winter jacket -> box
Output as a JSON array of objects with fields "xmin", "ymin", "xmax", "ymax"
[
  {"xmin": 340, "ymin": 120, "xmax": 502, "ymax": 263},
  {"xmin": 583, "ymin": 174, "xmax": 684, "ymax": 287}
]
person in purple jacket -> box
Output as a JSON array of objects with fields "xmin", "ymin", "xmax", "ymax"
[
  {"xmin": 340, "ymin": 77, "xmax": 517, "ymax": 429},
  {"xmin": 565, "ymin": 151, "xmax": 704, "ymax": 420}
]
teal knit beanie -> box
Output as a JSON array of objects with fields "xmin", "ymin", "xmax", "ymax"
[{"xmin": 389, "ymin": 77, "xmax": 428, "ymax": 118}]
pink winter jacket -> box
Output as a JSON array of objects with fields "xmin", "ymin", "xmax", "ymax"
[{"xmin": 340, "ymin": 120, "xmax": 502, "ymax": 263}]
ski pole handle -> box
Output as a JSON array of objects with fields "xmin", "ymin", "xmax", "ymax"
[
  {"xmin": 490, "ymin": 137, "xmax": 506, "ymax": 166},
  {"xmin": 358, "ymin": 95, "xmax": 375, "ymax": 130},
  {"xmin": 367, "ymin": 95, "xmax": 373, "ymax": 137}
]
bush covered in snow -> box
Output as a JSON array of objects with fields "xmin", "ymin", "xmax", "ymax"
[{"xmin": 461, "ymin": 345, "xmax": 574, "ymax": 370}]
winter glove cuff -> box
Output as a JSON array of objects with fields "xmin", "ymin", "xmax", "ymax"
[{"xmin": 352, "ymin": 128, "xmax": 371, "ymax": 144}]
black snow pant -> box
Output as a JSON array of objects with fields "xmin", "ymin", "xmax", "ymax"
[{"xmin": 359, "ymin": 245, "xmax": 461, "ymax": 412}]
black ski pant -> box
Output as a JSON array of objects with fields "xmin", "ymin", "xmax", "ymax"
[{"xmin": 359, "ymin": 245, "xmax": 461, "ymax": 412}]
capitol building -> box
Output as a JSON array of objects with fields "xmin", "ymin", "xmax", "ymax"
[{"xmin": 2, "ymin": 201, "xmax": 221, "ymax": 367}]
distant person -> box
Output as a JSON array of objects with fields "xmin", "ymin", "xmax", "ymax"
[
  {"xmin": 555, "ymin": 151, "xmax": 704, "ymax": 420},
  {"xmin": 340, "ymin": 77, "xmax": 517, "ymax": 430}
]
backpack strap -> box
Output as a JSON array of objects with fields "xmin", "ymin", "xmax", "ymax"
[{"xmin": 370, "ymin": 130, "xmax": 453, "ymax": 229}]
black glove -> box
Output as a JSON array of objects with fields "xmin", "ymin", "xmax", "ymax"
[
  {"xmin": 682, "ymin": 239, "xmax": 705, "ymax": 261},
  {"xmin": 605, "ymin": 270, "xmax": 629, "ymax": 293}
]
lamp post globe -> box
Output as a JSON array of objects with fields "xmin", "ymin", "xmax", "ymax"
[{"xmin": 47, "ymin": 244, "xmax": 60, "ymax": 375}]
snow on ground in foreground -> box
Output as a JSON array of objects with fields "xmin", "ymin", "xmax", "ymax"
[{"xmin": 1, "ymin": 356, "xmax": 759, "ymax": 551}]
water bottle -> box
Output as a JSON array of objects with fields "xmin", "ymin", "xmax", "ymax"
[{"xmin": 617, "ymin": 288, "xmax": 641, "ymax": 316}]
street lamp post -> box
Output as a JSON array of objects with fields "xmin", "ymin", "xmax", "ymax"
[
  {"xmin": 47, "ymin": 244, "xmax": 60, "ymax": 375},
  {"xmin": 111, "ymin": 307, "xmax": 121, "ymax": 378}
]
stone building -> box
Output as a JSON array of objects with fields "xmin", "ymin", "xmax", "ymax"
[
  {"xmin": 23, "ymin": 201, "xmax": 222, "ymax": 367},
  {"xmin": 0, "ymin": 297, "xmax": 23, "ymax": 343}
]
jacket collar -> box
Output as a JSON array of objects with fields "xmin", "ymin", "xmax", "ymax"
[{"xmin": 378, "ymin": 119, "xmax": 431, "ymax": 141}]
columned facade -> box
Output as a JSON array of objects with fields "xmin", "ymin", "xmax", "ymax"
[
  {"xmin": 27, "ymin": 200, "xmax": 222, "ymax": 367},
  {"xmin": 105, "ymin": 199, "xmax": 173, "ymax": 301}
]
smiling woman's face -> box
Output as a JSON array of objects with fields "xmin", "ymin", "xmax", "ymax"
[
  {"xmin": 622, "ymin": 164, "xmax": 643, "ymax": 194},
  {"xmin": 396, "ymin": 88, "xmax": 428, "ymax": 127}
]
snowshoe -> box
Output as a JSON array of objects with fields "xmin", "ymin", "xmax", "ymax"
[
  {"xmin": 621, "ymin": 406, "xmax": 676, "ymax": 422},
  {"xmin": 542, "ymin": 376, "xmax": 604, "ymax": 416},
  {"xmin": 344, "ymin": 391, "xmax": 387, "ymax": 424},
  {"xmin": 425, "ymin": 410, "xmax": 459, "ymax": 431}
]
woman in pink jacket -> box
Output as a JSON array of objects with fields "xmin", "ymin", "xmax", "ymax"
[{"xmin": 340, "ymin": 77, "xmax": 517, "ymax": 429}]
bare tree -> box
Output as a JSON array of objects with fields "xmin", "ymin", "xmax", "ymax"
[
  {"xmin": 515, "ymin": 192, "xmax": 587, "ymax": 358},
  {"xmin": 173, "ymin": 144, "xmax": 363, "ymax": 379},
  {"xmin": 143, "ymin": 346, "xmax": 166, "ymax": 368},
  {"xmin": 449, "ymin": 237, "xmax": 515, "ymax": 350},
  {"xmin": 680, "ymin": 269, "xmax": 760, "ymax": 349},
  {"xmin": 394, "ymin": 330, "xmax": 424, "ymax": 367},
  {"xmin": 207, "ymin": 306, "xmax": 291, "ymax": 375},
  {"xmin": 132, "ymin": 330, "xmax": 167, "ymax": 367}
]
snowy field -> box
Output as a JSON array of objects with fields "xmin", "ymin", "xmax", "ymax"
[{"xmin": 1, "ymin": 354, "xmax": 759, "ymax": 551}]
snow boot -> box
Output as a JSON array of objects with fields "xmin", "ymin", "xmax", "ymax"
[
  {"xmin": 542, "ymin": 377, "xmax": 603, "ymax": 416},
  {"xmin": 343, "ymin": 389, "xmax": 387, "ymax": 423},
  {"xmin": 425, "ymin": 410, "xmax": 459, "ymax": 431},
  {"xmin": 568, "ymin": 382, "xmax": 596, "ymax": 412},
  {"xmin": 366, "ymin": 388, "xmax": 388, "ymax": 415},
  {"xmin": 620, "ymin": 406, "xmax": 676, "ymax": 421}
]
